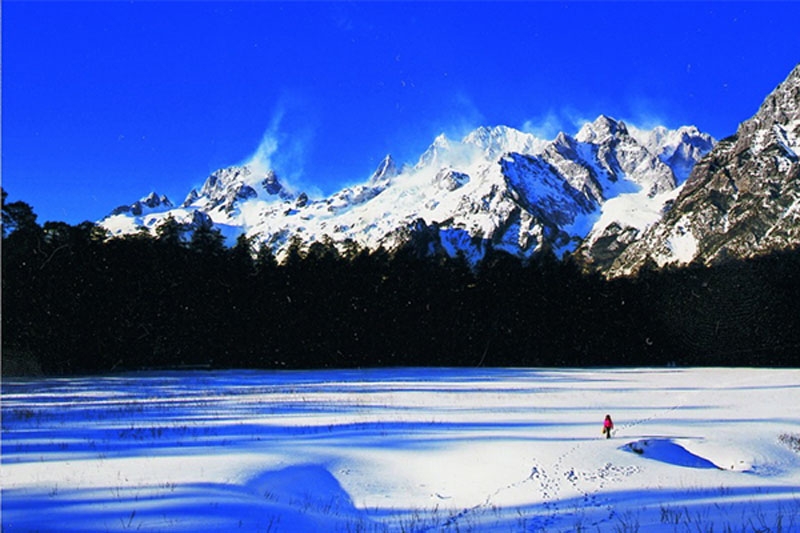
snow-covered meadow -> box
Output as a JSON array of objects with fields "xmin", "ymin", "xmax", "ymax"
[{"xmin": 2, "ymin": 367, "xmax": 799, "ymax": 532}]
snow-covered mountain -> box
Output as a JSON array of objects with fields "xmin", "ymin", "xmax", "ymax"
[
  {"xmin": 100, "ymin": 117, "xmax": 714, "ymax": 264},
  {"xmin": 604, "ymin": 63, "xmax": 800, "ymax": 278},
  {"xmin": 110, "ymin": 191, "xmax": 173, "ymax": 217}
]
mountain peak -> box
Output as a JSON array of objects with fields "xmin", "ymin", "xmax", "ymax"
[
  {"xmin": 141, "ymin": 191, "xmax": 171, "ymax": 208},
  {"xmin": 552, "ymin": 131, "xmax": 576, "ymax": 149},
  {"xmin": 369, "ymin": 154, "xmax": 398, "ymax": 184},
  {"xmin": 433, "ymin": 133, "xmax": 450, "ymax": 145},
  {"xmin": 462, "ymin": 124, "xmax": 548, "ymax": 159},
  {"xmin": 576, "ymin": 115, "xmax": 628, "ymax": 144},
  {"xmin": 110, "ymin": 191, "xmax": 172, "ymax": 216},
  {"xmin": 416, "ymin": 133, "xmax": 455, "ymax": 169},
  {"xmin": 604, "ymin": 62, "xmax": 800, "ymax": 277},
  {"xmin": 742, "ymin": 62, "xmax": 800, "ymax": 143},
  {"xmin": 464, "ymin": 124, "xmax": 516, "ymax": 142},
  {"xmin": 188, "ymin": 165, "xmax": 292, "ymax": 214}
]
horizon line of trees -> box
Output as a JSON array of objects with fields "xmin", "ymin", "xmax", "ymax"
[{"xmin": 3, "ymin": 189, "xmax": 799, "ymax": 376}]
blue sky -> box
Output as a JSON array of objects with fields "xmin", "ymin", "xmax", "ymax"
[{"xmin": 3, "ymin": 1, "xmax": 799, "ymax": 225}]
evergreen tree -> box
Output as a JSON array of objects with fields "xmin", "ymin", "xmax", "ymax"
[
  {"xmin": 4, "ymin": 188, "xmax": 800, "ymax": 374},
  {"xmin": 2, "ymin": 189, "xmax": 41, "ymax": 240},
  {"xmin": 189, "ymin": 220, "xmax": 226, "ymax": 257},
  {"xmin": 155, "ymin": 215, "xmax": 184, "ymax": 246}
]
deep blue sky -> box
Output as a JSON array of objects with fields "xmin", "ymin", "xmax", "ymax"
[{"xmin": 3, "ymin": 1, "xmax": 799, "ymax": 225}]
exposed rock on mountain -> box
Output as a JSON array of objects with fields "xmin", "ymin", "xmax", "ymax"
[
  {"xmin": 605, "ymin": 63, "xmax": 800, "ymax": 278},
  {"xmin": 99, "ymin": 116, "xmax": 715, "ymax": 265},
  {"xmin": 186, "ymin": 166, "xmax": 290, "ymax": 213},
  {"xmin": 111, "ymin": 192, "xmax": 173, "ymax": 217}
]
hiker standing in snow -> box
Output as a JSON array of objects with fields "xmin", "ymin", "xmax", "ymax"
[{"xmin": 602, "ymin": 414, "xmax": 614, "ymax": 439}]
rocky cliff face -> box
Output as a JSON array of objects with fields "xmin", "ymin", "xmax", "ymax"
[
  {"xmin": 187, "ymin": 166, "xmax": 291, "ymax": 213},
  {"xmin": 605, "ymin": 64, "xmax": 800, "ymax": 278}
]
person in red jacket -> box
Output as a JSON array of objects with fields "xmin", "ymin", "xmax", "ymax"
[{"xmin": 602, "ymin": 414, "xmax": 614, "ymax": 439}]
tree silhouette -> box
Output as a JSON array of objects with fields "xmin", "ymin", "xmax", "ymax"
[{"xmin": 3, "ymin": 192, "xmax": 800, "ymax": 375}]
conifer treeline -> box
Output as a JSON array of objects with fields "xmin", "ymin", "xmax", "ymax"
[{"xmin": 3, "ymin": 191, "xmax": 799, "ymax": 375}]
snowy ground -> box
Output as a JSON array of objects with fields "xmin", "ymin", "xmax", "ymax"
[{"xmin": 2, "ymin": 367, "xmax": 799, "ymax": 532}]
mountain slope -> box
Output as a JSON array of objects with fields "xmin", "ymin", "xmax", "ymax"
[
  {"xmin": 606, "ymin": 63, "xmax": 800, "ymax": 278},
  {"xmin": 99, "ymin": 118, "xmax": 714, "ymax": 264}
]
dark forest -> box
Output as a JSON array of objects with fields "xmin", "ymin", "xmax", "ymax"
[{"xmin": 3, "ymin": 190, "xmax": 800, "ymax": 376}]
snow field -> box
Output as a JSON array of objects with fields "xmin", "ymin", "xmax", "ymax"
[{"xmin": 2, "ymin": 367, "xmax": 799, "ymax": 532}]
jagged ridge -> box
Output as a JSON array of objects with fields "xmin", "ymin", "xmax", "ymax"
[
  {"xmin": 99, "ymin": 116, "xmax": 715, "ymax": 266},
  {"xmin": 606, "ymin": 63, "xmax": 800, "ymax": 277}
]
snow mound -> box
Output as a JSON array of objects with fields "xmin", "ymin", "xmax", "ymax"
[
  {"xmin": 247, "ymin": 464, "xmax": 355, "ymax": 512},
  {"xmin": 621, "ymin": 439, "xmax": 721, "ymax": 470}
]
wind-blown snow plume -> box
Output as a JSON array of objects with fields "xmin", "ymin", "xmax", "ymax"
[
  {"xmin": 522, "ymin": 111, "xmax": 565, "ymax": 141},
  {"xmin": 522, "ymin": 108, "xmax": 591, "ymax": 141},
  {"xmin": 238, "ymin": 104, "xmax": 317, "ymax": 197},
  {"xmin": 242, "ymin": 110, "xmax": 284, "ymax": 177}
]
